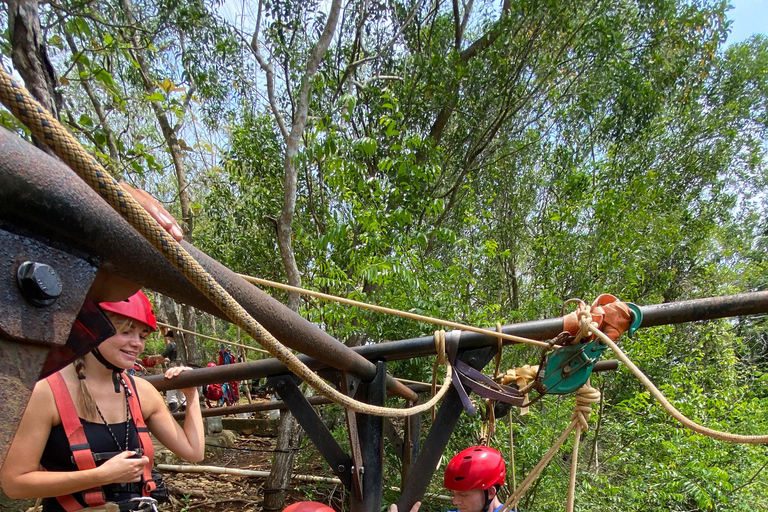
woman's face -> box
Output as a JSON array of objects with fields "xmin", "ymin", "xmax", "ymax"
[{"xmin": 100, "ymin": 314, "xmax": 150, "ymax": 369}]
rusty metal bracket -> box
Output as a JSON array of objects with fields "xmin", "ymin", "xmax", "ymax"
[
  {"xmin": 341, "ymin": 373, "xmax": 365, "ymax": 501},
  {"xmin": 0, "ymin": 229, "xmax": 97, "ymax": 468},
  {"xmin": 0, "ymin": 229, "xmax": 97, "ymax": 346}
]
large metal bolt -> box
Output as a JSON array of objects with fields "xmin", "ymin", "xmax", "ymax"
[
  {"xmin": 16, "ymin": 261, "xmax": 62, "ymax": 307},
  {"xmin": 337, "ymin": 464, "xmax": 346, "ymax": 473},
  {"xmin": 275, "ymin": 380, "xmax": 286, "ymax": 390}
]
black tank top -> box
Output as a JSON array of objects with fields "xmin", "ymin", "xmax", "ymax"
[{"xmin": 40, "ymin": 417, "xmax": 141, "ymax": 511}]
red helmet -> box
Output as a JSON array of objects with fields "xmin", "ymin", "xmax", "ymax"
[
  {"xmin": 283, "ymin": 502, "xmax": 334, "ymax": 512},
  {"xmin": 444, "ymin": 446, "xmax": 506, "ymax": 491},
  {"xmin": 100, "ymin": 290, "xmax": 157, "ymax": 332},
  {"xmin": 207, "ymin": 362, "xmax": 217, "ymax": 368}
]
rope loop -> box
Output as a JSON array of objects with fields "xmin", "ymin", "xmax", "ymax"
[
  {"xmin": 434, "ymin": 330, "xmax": 446, "ymax": 366},
  {"xmin": 571, "ymin": 382, "xmax": 601, "ymax": 432},
  {"xmin": 431, "ymin": 330, "xmax": 447, "ymax": 421}
]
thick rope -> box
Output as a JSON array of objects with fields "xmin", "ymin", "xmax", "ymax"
[
  {"xmin": 590, "ymin": 325, "xmax": 768, "ymax": 444},
  {"xmin": 431, "ymin": 330, "xmax": 446, "ymax": 422},
  {"xmin": 500, "ymin": 383, "xmax": 600, "ymax": 512},
  {"xmin": 0, "ymin": 69, "xmax": 451, "ymax": 418},
  {"xmin": 238, "ymin": 274, "xmax": 551, "ymax": 348}
]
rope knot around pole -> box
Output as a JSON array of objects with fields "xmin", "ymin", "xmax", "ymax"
[
  {"xmin": 431, "ymin": 330, "xmax": 448, "ymax": 421},
  {"xmin": 572, "ymin": 383, "xmax": 601, "ymax": 432}
]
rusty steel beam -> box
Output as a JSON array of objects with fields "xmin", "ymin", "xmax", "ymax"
[
  {"xmin": 0, "ymin": 230, "xmax": 98, "ymax": 468},
  {"xmin": 0, "ymin": 128, "xmax": 416, "ymax": 401},
  {"xmin": 168, "ymin": 361, "xmax": 617, "ymax": 420},
  {"xmin": 143, "ymin": 291, "xmax": 768, "ymax": 392}
]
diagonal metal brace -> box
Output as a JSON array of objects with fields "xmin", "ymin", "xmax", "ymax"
[
  {"xmin": 268, "ymin": 374, "xmax": 352, "ymax": 490},
  {"xmin": 341, "ymin": 372, "xmax": 365, "ymax": 501}
]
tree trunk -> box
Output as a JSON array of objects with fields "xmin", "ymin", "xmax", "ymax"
[
  {"xmin": 8, "ymin": 0, "xmax": 60, "ymax": 155},
  {"xmin": 262, "ymin": 411, "xmax": 303, "ymax": 511},
  {"xmin": 122, "ymin": 0, "xmax": 200, "ymax": 364},
  {"xmin": 121, "ymin": 0, "xmax": 194, "ymax": 238},
  {"xmin": 252, "ymin": 2, "xmax": 342, "ymax": 508},
  {"xmin": 181, "ymin": 304, "xmax": 198, "ymax": 366},
  {"xmin": 158, "ymin": 294, "xmax": 187, "ymax": 363}
]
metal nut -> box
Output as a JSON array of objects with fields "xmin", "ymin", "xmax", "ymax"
[{"xmin": 16, "ymin": 261, "xmax": 62, "ymax": 307}]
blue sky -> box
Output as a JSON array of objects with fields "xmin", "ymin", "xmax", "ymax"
[{"xmin": 727, "ymin": 0, "xmax": 767, "ymax": 44}]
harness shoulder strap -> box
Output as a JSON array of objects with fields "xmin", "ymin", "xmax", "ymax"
[
  {"xmin": 45, "ymin": 372, "xmax": 107, "ymax": 510},
  {"xmin": 123, "ymin": 374, "xmax": 156, "ymax": 496}
]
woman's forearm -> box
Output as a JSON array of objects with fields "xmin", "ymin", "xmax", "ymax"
[
  {"xmin": 180, "ymin": 389, "xmax": 205, "ymax": 462},
  {"xmin": 2, "ymin": 467, "xmax": 107, "ymax": 500}
]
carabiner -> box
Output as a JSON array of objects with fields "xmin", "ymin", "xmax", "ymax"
[{"xmin": 130, "ymin": 496, "xmax": 159, "ymax": 512}]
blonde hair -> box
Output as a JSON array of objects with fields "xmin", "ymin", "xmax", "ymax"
[
  {"xmin": 74, "ymin": 357, "xmax": 101, "ymax": 423},
  {"xmin": 106, "ymin": 312, "xmax": 134, "ymax": 333}
]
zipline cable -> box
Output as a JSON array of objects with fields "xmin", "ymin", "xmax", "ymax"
[
  {"xmin": 156, "ymin": 321, "xmax": 271, "ymax": 355},
  {"xmin": 238, "ymin": 274, "xmax": 551, "ymax": 348}
]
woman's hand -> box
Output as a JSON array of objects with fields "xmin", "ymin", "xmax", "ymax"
[
  {"xmin": 165, "ymin": 365, "xmax": 198, "ymax": 398},
  {"xmin": 119, "ymin": 182, "xmax": 184, "ymax": 241},
  {"xmin": 96, "ymin": 451, "xmax": 149, "ymax": 485}
]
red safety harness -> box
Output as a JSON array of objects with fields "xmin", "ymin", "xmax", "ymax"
[{"xmin": 45, "ymin": 372, "xmax": 156, "ymax": 511}]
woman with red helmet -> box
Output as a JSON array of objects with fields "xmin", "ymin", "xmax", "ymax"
[
  {"xmin": 392, "ymin": 446, "xmax": 514, "ymax": 512},
  {"xmin": 0, "ymin": 290, "xmax": 205, "ymax": 511}
]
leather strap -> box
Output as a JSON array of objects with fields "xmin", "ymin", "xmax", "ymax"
[{"xmin": 46, "ymin": 372, "xmax": 107, "ymax": 510}]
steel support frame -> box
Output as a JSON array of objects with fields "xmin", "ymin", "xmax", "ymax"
[
  {"xmin": 350, "ymin": 361, "xmax": 387, "ymax": 512},
  {"xmin": 397, "ymin": 345, "xmax": 497, "ymax": 512},
  {"xmin": 268, "ymin": 374, "xmax": 352, "ymax": 489},
  {"xmin": 268, "ymin": 361, "xmax": 388, "ymax": 512}
]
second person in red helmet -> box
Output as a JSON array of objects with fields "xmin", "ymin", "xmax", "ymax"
[{"xmin": 392, "ymin": 445, "xmax": 514, "ymax": 512}]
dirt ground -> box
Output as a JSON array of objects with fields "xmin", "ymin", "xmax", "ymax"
[{"xmin": 160, "ymin": 419, "xmax": 342, "ymax": 512}]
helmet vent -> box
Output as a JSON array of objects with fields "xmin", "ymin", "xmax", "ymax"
[
  {"xmin": 454, "ymin": 477, "xmax": 465, "ymax": 481},
  {"xmin": 464, "ymin": 456, "xmax": 472, "ymax": 459}
]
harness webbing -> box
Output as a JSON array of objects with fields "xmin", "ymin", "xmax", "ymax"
[{"xmin": 45, "ymin": 372, "xmax": 156, "ymax": 511}]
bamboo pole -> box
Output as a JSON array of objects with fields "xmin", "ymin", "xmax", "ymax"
[{"xmin": 155, "ymin": 465, "xmax": 453, "ymax": 502}]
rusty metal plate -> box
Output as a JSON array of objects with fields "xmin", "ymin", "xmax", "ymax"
[
  {"xmin": 0, "ymin": 229, "xmax": 96, "ymax": 346},
  {"xmin": 0, "ymin": 337, "xmax": 50, "ymax": 468}
]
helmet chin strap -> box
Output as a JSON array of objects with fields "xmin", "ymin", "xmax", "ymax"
[
  {"xmin": 483, "ymin": 487, "xmax": 498, "ymax": 512},
  {"xmin": 90, "ymin": 348, "xmax": 125, "ymax": 393}
]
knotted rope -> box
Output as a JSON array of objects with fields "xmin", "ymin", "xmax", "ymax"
[
  {"xmin": 431, "ymin": 330, "xmax": 447, "ymax": 422},
  {"xmin": 500, "ymin": 382, "xmax": 601, "ymax": 512},
  {"xmin": 566, "ymin": 383, "xmax": 601, "ymax": 512}
]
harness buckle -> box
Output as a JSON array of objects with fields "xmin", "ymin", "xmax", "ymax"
[{"xmin": 129, "ymin": 496, "xmax": 159, "ymax": 511}]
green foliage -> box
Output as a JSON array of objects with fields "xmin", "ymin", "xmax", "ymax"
[{"xmin": 6, "ymin": 0, "xmax": 768, "ymax": 509}]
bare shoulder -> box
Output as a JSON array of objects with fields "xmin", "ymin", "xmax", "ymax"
[
  {"xmin": 29, "ymin": 377, "xmax": 60, "ymax": 424},
  {"xmin": 132, "ymin": 375, "xmax": 165, "ymax": 416}
]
